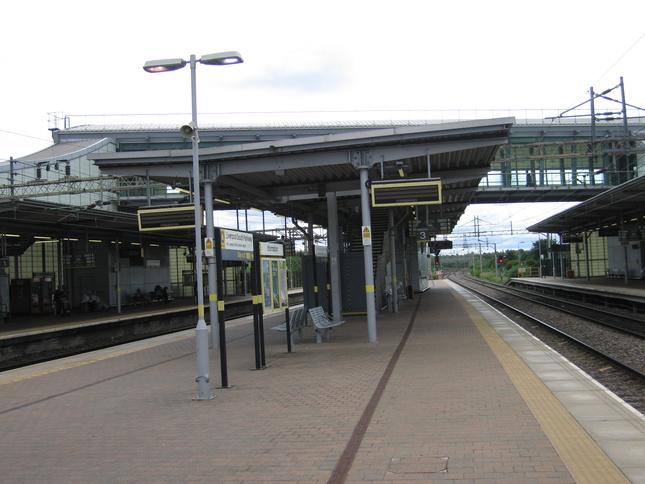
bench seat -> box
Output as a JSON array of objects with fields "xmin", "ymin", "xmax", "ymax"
[
  {"xmin": 308, "ymin": 306, "xmax": 344, "ymax": 343},
  {"xmin": 271, "ymin": 307, "xmax": 308, "ymax": 344}
]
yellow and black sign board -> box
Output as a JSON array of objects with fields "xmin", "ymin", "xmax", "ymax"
[
  {"xmin": 137, "ymin": 204, "xmax": 200, "ymax": 231},
  {"xmin": 371, "ymin": 178, "xmax": 442, "ymax": 207}
]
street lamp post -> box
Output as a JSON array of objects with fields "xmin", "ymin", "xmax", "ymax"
[
  {"xmin": 143, "ymin": 51, "xmax": 243, "ymax": 400},
  {"xmin": 518, "ymin": 241, "xmax": 525, "ymax": 276}
]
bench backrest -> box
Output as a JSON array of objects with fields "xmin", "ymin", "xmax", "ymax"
[
  {"xmin": 290, "ymin": 307, "xmax": 307, "ymax": 327},
  {"xmin": 308, "ymin": 306, "xmax": 328, "ymax": 324}
]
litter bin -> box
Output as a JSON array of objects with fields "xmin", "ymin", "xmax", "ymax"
[{"xmin": 567, "ymin": 270, "xmax": 575, "ymax": 279}]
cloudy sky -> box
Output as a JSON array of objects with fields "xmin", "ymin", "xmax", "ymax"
[{"xmin": 1, "ymin": 1, "xmax": 644, "ymax": 251}]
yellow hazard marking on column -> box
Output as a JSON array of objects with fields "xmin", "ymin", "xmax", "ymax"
[
  {"xmin": 218, "ymin": 300, "xmax": 225, "ymax": 311},
  {"xmin": 209, "ymin": 294, "xmax": 218, "ymax": 302},
  {"xmin": 197, "ymin": 305, "xmax": 205, "ymax": 317},
  {"xmin": 452, "ymin": 288, "xmax": 630, "ymax": 484},
  {"xmin": 365, "ymin": 285, "xmax": 374, "ymax": 293}
]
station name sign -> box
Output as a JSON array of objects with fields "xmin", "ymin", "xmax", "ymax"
[
  {"xmin": 220, "ymin": 229, "xmax": 254, "ymax": 261},
  {"xmin": 260, "ymin": 241, "xmax": 284, "ymax": 257}
]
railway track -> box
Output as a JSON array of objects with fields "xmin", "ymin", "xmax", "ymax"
[
  {"xmin": 0, "ymin": 292, "xmax": 303, "ymax": 372},
  {"xmin": 466, "ymin": 273, "xmax": 645, "ymax": 339},
  {"xmin": 446, "ymin": 270, "xmax": 645, "ymax": 414}
]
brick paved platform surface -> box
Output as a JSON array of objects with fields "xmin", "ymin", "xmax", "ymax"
[{"xmin": 0, "ymin": 281, "xmax": 640, "ymax": 483}]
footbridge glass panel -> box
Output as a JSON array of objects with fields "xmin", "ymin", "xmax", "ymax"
[{"xmin": 479, "ymin": 138, "xmax": 644, "ymax": 195}]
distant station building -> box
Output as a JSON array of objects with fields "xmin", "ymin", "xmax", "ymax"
[{"xmin": 528, "ymin": 174, "xmax": 645, "ymax": 281}]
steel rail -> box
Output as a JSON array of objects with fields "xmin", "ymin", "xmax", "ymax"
[
  {"xmin": 465, "ymin": 275, "xmax": 645, "ymax": 339},
  {"xmin": 449, "ymin": 275, "xmax": 645, "ymax": 382}
]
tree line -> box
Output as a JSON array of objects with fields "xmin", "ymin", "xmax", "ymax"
[{"xmin": 437, "ymin": 238, "xmax": 570, "ymax": 281}]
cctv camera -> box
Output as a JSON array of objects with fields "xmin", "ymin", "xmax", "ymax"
[{"xmin": 180, "ymin": 121, "xmax": 196, "ymax": 138}]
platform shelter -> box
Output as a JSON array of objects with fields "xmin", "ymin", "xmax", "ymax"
[{"xmin": 91, "ymin": 118, "xmax": 514, "ymax": 342}]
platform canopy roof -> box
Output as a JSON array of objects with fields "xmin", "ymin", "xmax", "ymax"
[
  {"xmin": 91, "ymin": 118, "xmax": 514, "ymax": 230},
  {"xmin": 527, "ymin": 174, "xmax": 645, "ymax": 235},
  {"xmin": 0, "ymin": 198, "xmax": 194, "ymax": 251}
]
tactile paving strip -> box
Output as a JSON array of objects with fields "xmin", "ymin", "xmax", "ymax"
[{"xmin": 454, "ymin": 289, "xmax": 630, "ymax": 484}]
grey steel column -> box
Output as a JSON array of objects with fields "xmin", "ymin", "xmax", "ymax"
[
  {"xmin": 584, "ymin": 231, "xmax": 591, "ymax": 281},
  {"xmin": 538, "ymin": 233, "xmax": 542, "ymax": 278},
  {"xmin": 358, "ymin": 166, "xmax": 377, "ymax": 343},
  {"xmin": 389, "ymin": 208, "xmax": 398, "ymax": 313},
  {"xmin": 401, "ymin": 224, "xmax": 409, "ymax": 290},
  {"xmin": 308, "ymin": 216, "xmax": 319, "ymax": 307},
  {"xmin": 189, "ymin": 55, "xmax": 212, "ymax": 400},
  {"xmin": 204, "ymin": 180, "xmax": 219, "ymax": 350},
  {"xmin": 550, "ymin": 235, "xmax": 556, "ymax": 279},
  {"xmin": 326, "ymin": 191, "xmax": 342, "ymax": 321},
  {"xmin": 115, "ymin": 237, "xmax": 121, "ymax": 314},
  {"xmin": 620, "ymin": 210, "xmax": 629, "ymax": 285}
]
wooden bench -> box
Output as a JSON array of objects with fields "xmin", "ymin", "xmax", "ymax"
[
  {"xmin": 271, "ymin": 307, "xmax": 308, "ymax": 345},
  {"xmin": 308, "ymin": 306, "xmax": 345, "ymax": 343}
]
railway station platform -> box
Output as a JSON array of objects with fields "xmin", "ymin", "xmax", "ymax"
[
  {"xmin": 0, "ymin": 290, "xmax": 304, "ymax": 370},
  {"xmin": 510, "ymin": 275, "xmax": 645, "ymax": 295},
  {"xmin": 0, "ymin": 289, "xmax": 304, "ymax": 336},
  {"xmin": 509, "ymin": 276, "xmax": 645, "ymax": 313},
  {"xmin": 0, "ymin": 280, "xmax": 643, "ymax": 483}
]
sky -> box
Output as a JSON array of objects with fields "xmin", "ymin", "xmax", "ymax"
[{"xmin": 1, "ymin": 0, "xmax": 644, "ymax": 253}]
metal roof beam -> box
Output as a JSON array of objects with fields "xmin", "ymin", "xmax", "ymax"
[{"xmin": 368, "ymin": 137, "xmax": 507, "ymax": 164}]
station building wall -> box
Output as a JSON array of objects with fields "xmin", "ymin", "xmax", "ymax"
[
  {"xmin": 569, "ymin": 232, "xmax": 644, "ymax": 279},
  {"xmin": 607, "ymin": 237, "xmax": 644, "ymax": 279},
  {"xmin": 570, "ymin": 232, "xmax": 608, "ymax": 278}
]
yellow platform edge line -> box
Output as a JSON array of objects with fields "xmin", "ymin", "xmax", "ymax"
[{"xmin": 453, "ymin": 289, "xmax": 630, "ymax": 484}]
